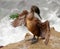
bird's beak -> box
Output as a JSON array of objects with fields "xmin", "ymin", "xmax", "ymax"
[{"xmin": 38, "ymin": 14, "xmax": 42, "ymax": 19}]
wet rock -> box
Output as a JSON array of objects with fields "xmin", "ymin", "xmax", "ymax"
[{"xmin": 25, "ymin": 33, "xmax": 33, "ymax": 40}]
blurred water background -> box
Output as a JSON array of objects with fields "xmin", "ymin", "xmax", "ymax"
[{"xmin": 0, "ymin": 0, "xmax": 60, "ymax": 46}]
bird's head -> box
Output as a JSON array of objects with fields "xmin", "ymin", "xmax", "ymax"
[{"xmin": 31, "ymin": 5, "xmax": 42, "ymax": 19}]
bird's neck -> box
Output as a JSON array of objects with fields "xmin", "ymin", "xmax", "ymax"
[{"xmin": 28, "ymin": 12, "xmax": 34, "ymax": 20}]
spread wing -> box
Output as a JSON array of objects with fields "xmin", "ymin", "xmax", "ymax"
[
  {"xmin": 34, "ymin": 17, "xmax": 50, "ymax": 45},
  {"xmin": 12, "ymin": 10, "xmax": 28, "ymax": 27}
]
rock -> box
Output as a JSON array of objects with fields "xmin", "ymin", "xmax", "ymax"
[
  {"xmin": 25, "ymin": 33, "xmax": 33, "ymax": 42},
  {"xmin": 25, "ymin": 33, "xmax": 32, "ymax": 38},
  {"xmin": 1, "ymin": 28, "xmax": 60, "ymax": 49}
]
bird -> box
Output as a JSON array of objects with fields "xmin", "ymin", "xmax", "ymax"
[{"xmin": 12, "ymin": 5, "xmax": 50, "ymax": 45}]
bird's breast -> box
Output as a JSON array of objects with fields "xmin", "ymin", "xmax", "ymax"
[
  {"xmin": 26, "ymin": 19, "xmax": 36, "ymax": 32},
  {"xmin": 26, "ymin": 20, "xmax": 33, "ymax": 28}
]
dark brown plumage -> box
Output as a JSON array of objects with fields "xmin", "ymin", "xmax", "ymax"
[{"xmin": 12, "ymin": 5, "xmax": 50, "ymax": 45}]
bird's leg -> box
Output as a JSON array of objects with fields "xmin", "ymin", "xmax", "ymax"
[
  {"xmin": 31, "ymin": 35, "xmax": 37, "ymax": 44},
  {"xmin": 37, "ymin": 36, "xmax": 39, "ymax": 41},
  {"xmin": 26, "ymin": 35, "xmax": 36, "ymax": 41},
  {"xmin": 33, "ymin": 35, "xmax": 36, "ymax": 39},
  {"xmin": 32, "ymin": 35, "xmax": 36, "ymax": 40}
]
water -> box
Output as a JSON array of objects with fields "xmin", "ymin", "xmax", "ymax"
[
  {"xmin": 0, "ymin": 0, "xmax": 60, "ymax": 46},
  {"xmin": 0, "ymin": 15, "xmax": 29, "ymax": 46}
]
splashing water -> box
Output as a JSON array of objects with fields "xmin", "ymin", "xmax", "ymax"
[
  {"xmin": 0, "ymin": 9, "xmax": 32, "ymax": 46},
  {"xmin": 0, "ymin": 0, "xmax": 60, "ymax": 46},
  {"xmin": 45, "ymin": 8, "xmax": 60, "ymax": 32}
]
